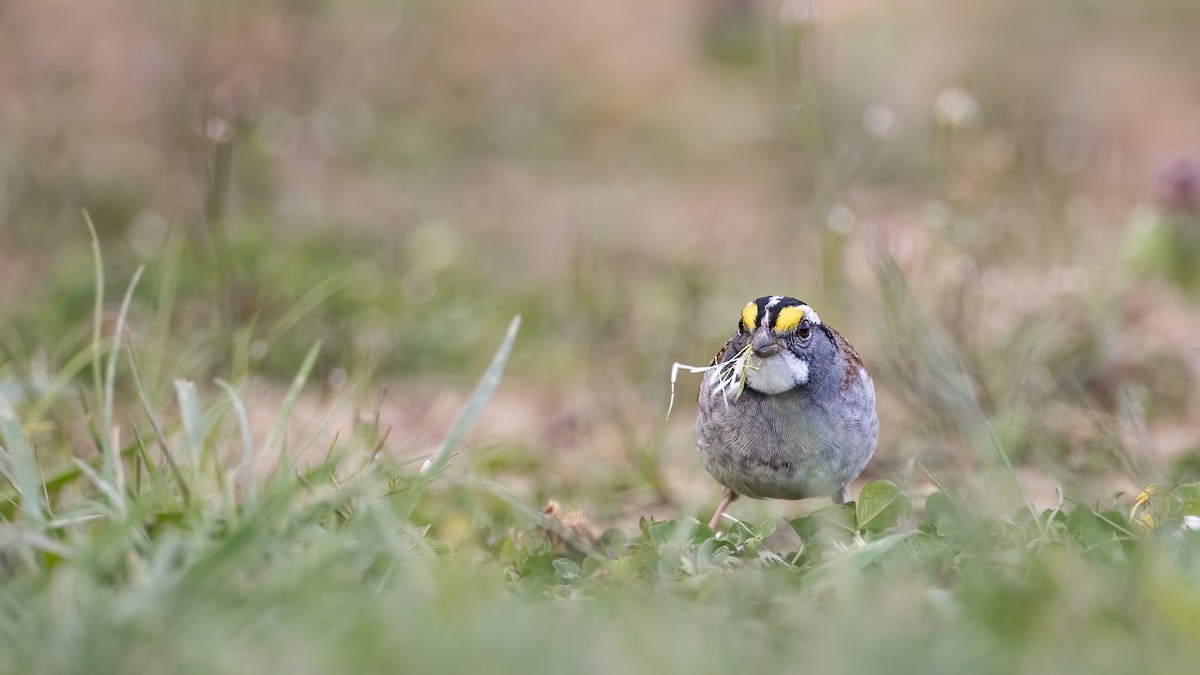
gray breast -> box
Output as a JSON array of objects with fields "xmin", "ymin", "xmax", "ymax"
[{"xmin": 695, "ymin": 367, "xmax": 878, "ymax": 500}]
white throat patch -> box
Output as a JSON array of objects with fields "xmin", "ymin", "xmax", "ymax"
[{"xmin": 745, "ymin": 351, "xmax": 809, "ymax": 394}]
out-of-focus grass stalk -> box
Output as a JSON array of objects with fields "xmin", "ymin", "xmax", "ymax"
[
  {"xmin": 871, "ymin": 249, "xmax": 1031, "ymax": 511},
  {"xmin": 101, "ymin": 265, "xmax": 143, "ymax": 486},
  {"xmin": 84, "ymin": 211, "xmax": 105, "ymax": 443},
  {"xmin": 145, "ymin": 229, "xmax": 186, "ymax": 394},
  {"xmin": 264, "ymin": 343, "xmax": 322, "ymax": 484},
  {"xmin": 127, "ymin": 343, "xmax": 190, "ymax": 504},
  {"xmin": 216, "ymin": 379, "xmax": 257, "ymax": 507},
  {"xmin": 395, "ymin": 315, "xmax": 520, "ymax": 521},
  {"xmin": 0, "ymin": 395, "xmax": 45, "ymax": 533}
]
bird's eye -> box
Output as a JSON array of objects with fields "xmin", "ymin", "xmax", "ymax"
[{"xmin": 797, "ymin": 320, "xmax": 811, "ymax": 339}]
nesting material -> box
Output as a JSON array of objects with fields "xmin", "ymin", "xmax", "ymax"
[{"xmin": 667, "ymin": 342, "xmax": 755, "ymax": 420}]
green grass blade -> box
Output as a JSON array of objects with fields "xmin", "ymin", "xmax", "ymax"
[
  {"xmin": 70, "ymin": 458, "xmax": 124, "ymax": 516},
  {"xmin": 102, "ymin": 265, "xmax": 144, "ymax": 482},
  {"xmin": 396, "ymin": 315, "xmax": 520, "ymax": 520},
  {"xmin": 128, "ymin": 417, "xmax": 178, "ymax": 509},
  {"xmin": 175, "ymin": 379, "xmax": 204, "ymax": 471},
  {"xmin": 83, "ymin": 210, "xmax": 105, "ymax": 440},
  {"xmin": 215, "ymin": 379, "xmax": 256, "ymax": 505},
  {"xmin": 0, "ymin": 394, "xmax": 46, "ymax": 531},
  {"xmin": 265, "ymin": 273, "xmax": 350, "ymax": 346},
  {"xmin": 266, "ymin": 343, "xmax": 322, "ymax": 482},
  {"xmin": 989, "ymin": 422, "xmax": 1041, "ymax": 532},
  {"xmin": 0, "ymin": 447, "xmax": 14, "ymax": 486},
  {"xmin": 127, "ymin": 345, "xmax": 190, "ymax": 504},
  {"xmin": 146, "ymin": 229, "xmax": 185, "ymax": 389},
  {"xmin": 27, "ymin": 343, "xmax": 106, "ymax": 426},
  {"xmin": 0, "ymin": 438, "xmax": 149, "ymax": 519}
]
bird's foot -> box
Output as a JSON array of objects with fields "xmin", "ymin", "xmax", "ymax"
[{"xmin": 708, "ymin": 488, "xmax": 739, "ymax": 530}]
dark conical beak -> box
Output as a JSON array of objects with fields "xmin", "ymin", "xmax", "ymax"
[{"xmin": 751, "ymin": 329, "xmax": 782, "ymax": 357}]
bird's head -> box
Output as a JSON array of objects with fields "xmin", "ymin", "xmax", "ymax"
[{"xmin": 736, "ymin": 295, "xmax": 828, "ymax": 394}]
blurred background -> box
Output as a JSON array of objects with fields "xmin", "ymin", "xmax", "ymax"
[{"xmin": 2, "ymin": 0, "xmax": 1200, "ymax": 527}]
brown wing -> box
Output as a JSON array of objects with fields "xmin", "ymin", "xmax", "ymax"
[
  {"xmin": 710, "ymin": 335, "xmax": 738, "ymax": 366},
  {"xmin": 825, "ymin": 325, "xmax": 866, "ymax": 390}
]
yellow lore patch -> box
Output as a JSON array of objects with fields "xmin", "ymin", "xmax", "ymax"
[
  {"xmin": 741, "ymin": 302, "xmax": 758, "ymax": 331},
  {"xmin": 773, "ymin": 305, "xmax": 807, "ymax": 332}
]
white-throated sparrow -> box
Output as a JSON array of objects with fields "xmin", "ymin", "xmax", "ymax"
[{"xmin": 695, "ymin": 295, "xmax": 878, "ymax": 529}]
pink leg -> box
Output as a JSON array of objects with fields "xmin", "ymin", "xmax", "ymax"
[{"xmin": 708, "ymin": 488, "xmax": 738, "ymax": 530}]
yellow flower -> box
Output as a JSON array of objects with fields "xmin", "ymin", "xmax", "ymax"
[{"xmin": 1130, "ymin": 483, "xmax": 1167, "ymax": 535}]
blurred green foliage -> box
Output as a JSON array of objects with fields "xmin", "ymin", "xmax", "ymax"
[{"xmin": 2, "ymin": 301, "xmax": 1200, "ymax": 673}]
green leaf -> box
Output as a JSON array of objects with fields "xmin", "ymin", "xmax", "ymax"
[
  {"xmin": 924, "ymin": 491, "xmax": 959, "ymax": 528},
  {"xmin": 1174, "ymin": 483, "xmax": 1200, "ymax": 516},
  {"xmin": 685, "ymin": 538, "xmax": 731, "ymax": 574},
  {"xmin": 921, "ymin": 491, "xmax": 966, "ymax": 539},
  {"xmin": 824, "ymin": 532, "xmax": 913, "ymax": 571},
  {"xmin": 789, "ymin": 504, "xmax": 857, "ymax": 541},
  {"xmin": 856, "ymin": 480, "xmax": 911, "ymax": 533},
  {"xmin": 750, "ymin": 519, "xmax": 777, "ymax": 540},
  {"xmin": 1066, "ymin": 504, "xmax": 1111, "ymax": 547},
  {"xmin": 902, "ymin": 532, "xmax": 955, "ymax": 576},
  {"xmin": 581, "ymin": 554, "xmax": 608, "ymax": 577},
  {"xmin": 552, "ymin": 557, "xmax": 584, "ymax": 581},
  {"xmin": 1173, "ymin": 482, "xmax": 1200, "ymax": 500},
  {"xmin": 645, "ymin": 519, "xmax": 710, "ymax": 550},
  {"xmin": 1094, "ymin": 509, "xmax": 1138, "ymax": 539},
  {"xmin": 646, "ymin": 519, "xmax": 682, "ymax": 549}
]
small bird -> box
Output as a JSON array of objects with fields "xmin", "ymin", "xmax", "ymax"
[{"xmin": 695, "ymin": 295, "xmax": 878, "ymax": 530}]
